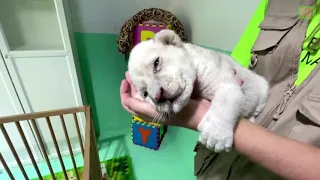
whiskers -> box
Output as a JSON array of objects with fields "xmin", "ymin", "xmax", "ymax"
[
  {"xmin": 152, "ymin": 112, "xmax": 162, "ymax": 124},
  {"xmin": 152, "ymin": 108, "xmax": 175, "ymax": 124}
]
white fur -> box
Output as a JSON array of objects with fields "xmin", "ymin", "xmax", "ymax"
[{"xmin": 128, "ymin": 29, "xmax": 269, "ymax": 152}]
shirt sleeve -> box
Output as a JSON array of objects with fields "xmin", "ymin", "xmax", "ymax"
[{"xmin": 231, "ymin": 0, "xmax": 269, "ymax": 68}]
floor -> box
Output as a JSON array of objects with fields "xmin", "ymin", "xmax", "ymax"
[{"xmin": 0, "ymin": 153, "xmax": 84, "ymax": 179}]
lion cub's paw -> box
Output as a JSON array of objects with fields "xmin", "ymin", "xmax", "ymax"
[{"xmin": 197, "ymin": 112, "xmax": 234, "ymax": 152}]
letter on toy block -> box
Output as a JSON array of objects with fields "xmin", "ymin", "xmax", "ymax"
[
  {"xmin": 138, "ymin": 127, "xmax": 151, "ymax": 143},
  {"xmin": 132, "ymin": 22, "xmax": 172, "ymax": 46},
  {"xmin": 131, "ymin": 116, "xmax": 167, "ymax": 150},
  {"xmin": 141, "ymin": 30, "xmax": 155, "ymax": 41}
]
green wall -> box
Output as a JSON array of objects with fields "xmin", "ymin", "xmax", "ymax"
[
  {"xmin": 74, "ymin": 32, "xmax": 231, "ymax": 180},
  {"xmin": 75, "ymin": 32, "xmax": 130, "ymax": 139}
]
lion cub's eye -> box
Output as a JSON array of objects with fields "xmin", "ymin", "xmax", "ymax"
[
  {"xmin": 153, "ymin": 57, "xmax": 160, "ymax": 72},
  {"xmin": 143, "ymin": 91, "xmax": 148, "ymax": 97},
  {"xmin": 154, "ymin": 58, "xmax": 159, "ymax": 67}
]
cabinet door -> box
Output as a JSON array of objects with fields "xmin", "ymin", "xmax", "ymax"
[
  {"xmin": 0, "ymin": 0, "xmax": 64, "ymax": 51},
  {"xmin": 4, "ymin": 56, "xmax": 86, "ymax": 158},
  {"xmin": 0, "ymin": 52, "xmax": 43, "ymax": 168},
  {"xmin": 0, "ymin": 0, "xmax": 86, "ymax": 160}
]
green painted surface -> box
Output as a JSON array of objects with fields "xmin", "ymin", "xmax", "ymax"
[
  {"xmin": 1, "ymin": 33, "xmax": 231, "ymax": 180},
  {"xmin": 74, "ymin": 32, "xmax": 131, "ymax": 139}
]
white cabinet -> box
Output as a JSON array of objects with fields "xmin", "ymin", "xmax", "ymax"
[
  {"xmin": 0, "ymin": 0, "xmax": 87, "ymax": 168},
  {"xmin": 0, "ymin": 53, "xmax": 43, "ymax": 168}
]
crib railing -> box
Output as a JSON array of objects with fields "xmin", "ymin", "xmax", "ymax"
[{"xmin": 0, "ymin": 105, "xmax": 103, "ymax": 180}]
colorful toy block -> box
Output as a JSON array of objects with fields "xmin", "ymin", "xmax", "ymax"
[
  {"xmin": 131, "ymin": 115, "xmax": 167, "ymax": 150},
  {"xmin": 132, "ymin": 21, "xmax": 172, "ymax": 46}
]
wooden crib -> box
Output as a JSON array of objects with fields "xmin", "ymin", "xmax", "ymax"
[{"xmin": 0, "ymin": 105, "xmax": 104, "ymax": 180}]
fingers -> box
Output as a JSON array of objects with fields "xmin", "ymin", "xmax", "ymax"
[
  {"xmin": 120, "ymin": 79, "xmax": 130, "ymax": 95},
  {"xmin": 120, "ymin": 80, "xmax": 137, "ymax": 115},
  {"xmin": 120, "ymin": 78, "xmax": 157, "ymax": 118},
  {"xmin": 125, "ymin": 71, "xmax": 137, "ymax": 96},
  {"xmin": 123, "ymin": 104, "xmax": 136, "ymax": 115},
  {"xmin": 193, "ymin": 98, "xmax": 211, "ymax": 105},
  {"xmin": 125, "ymin": 71, "xmax": 133, "ymax": 84},
  {"xmin": 125, "ymin": 97, "xmax": 157, "ymax": 118}
]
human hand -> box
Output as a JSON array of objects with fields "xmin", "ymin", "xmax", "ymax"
[
  {"xmin": 120, "ymin": 70, "xmax": 244, "ymax": 130},
  {"xmin": 120, "ymin": 71, "xmax": 210, "ymax": 130}
]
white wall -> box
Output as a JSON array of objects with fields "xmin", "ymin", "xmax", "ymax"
[
  {"xmin": 69, "ymin": 0, "xmax": 170, "ymax": 35},
  {"xmin": 168, "ymin": 0, "xmax": 261, "ymax": 50},
  {"xmin": 70, "ymin": 0, "xmax": 261, "ymax": 51}
]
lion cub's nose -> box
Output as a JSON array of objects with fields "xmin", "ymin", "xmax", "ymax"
[{"xmin": 154, "ymin": 87, "xmax": 165, "ymax": 102}]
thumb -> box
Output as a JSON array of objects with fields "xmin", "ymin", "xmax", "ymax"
[
  {"xmin": 125, "ymin": 71, "xmax": 137, "ymax": 96},
  {"xmin": 124, "ymin": 97, "xmax": 158, "ymax": 118}
]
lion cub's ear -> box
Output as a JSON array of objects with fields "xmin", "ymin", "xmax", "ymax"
[{"xmin": 154, "ymin": 29, "xmax": 182, "ymax": 47}]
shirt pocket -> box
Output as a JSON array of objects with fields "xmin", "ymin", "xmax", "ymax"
[
  {"xmin": 249, "ymin": 12, "xmax": 299, "ymax": 85},
  {"xmin": 289, "ymin": 91, "xmax": 320, "ymax": 147},
  {"xmin": 251, "ymin": 12, "xmax": 299, "ymax": 55}
]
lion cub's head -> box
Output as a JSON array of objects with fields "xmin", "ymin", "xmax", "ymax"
[{"xmin": 128, "ymin": 29, "xmax": 196, "ymax": 114}]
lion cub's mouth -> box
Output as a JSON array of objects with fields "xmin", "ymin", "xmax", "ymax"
[
  {"xmin": 156, "ymin": 88, "xmax": 180, "ymax": 104},
  {"xmin": 155, "ymin": 97, "xmax": 177, "ymax": 113},
  {"xmin": 157, "ymin": 97, "xmax": 176, "ymax": 104}
]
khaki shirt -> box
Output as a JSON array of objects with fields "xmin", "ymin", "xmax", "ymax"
[{"xmin": 194, "ymin": 0, "xmax": 320, "ymax": 179}]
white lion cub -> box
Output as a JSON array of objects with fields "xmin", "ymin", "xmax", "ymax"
[{"xmin": 127, "ymin": 29, "xmax": 269, "ymax": 152}]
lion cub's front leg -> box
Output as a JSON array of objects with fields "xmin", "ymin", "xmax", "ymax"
[
  {"xmin": 197, "ymin": 83, "xmax": 244, "ymax": 152},
  {"xmin": 172, "ymin": 78, "xmax": 194, "ymax": 113}
]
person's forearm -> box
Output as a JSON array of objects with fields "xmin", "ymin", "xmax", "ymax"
[
  {"xmin": 234, "ymin": 119, "xmax": 320, "ymax": 180},
  {"xmin": 173, "ymin": 99, "xmax": 209, "ymax": 130}
]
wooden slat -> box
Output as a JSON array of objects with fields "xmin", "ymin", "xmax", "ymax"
[
  {"xmin": 73, "ymin": 113, "xmax": 84, "ymax": 157},
  {"xmin": 60, "ymin": 115, "xmax": 80, "ymax": 180},
  {"xmin": 30, "ymin": 119, "xmax": 56, "ymax": 179},
  {"xmin": 0, "ymin": 106, "xmax": 86, "ymax": 124},
  {"xmin": 15, "ymin": 121, "xmax": 43, "ymax": 179},
  {"xmin": 46, "ymin": 117, "xmax": 68, "ymax": 179},
  {"xmin": 86, "ymin": 107, "xmax": 102, "ymax": 180},
  {"xmin": 0, "ymin": 105, "xmax": 91, "ymax": 179},
  {"xmin": 0, "ymin": 153, "xmax": 15, "ymax": 180},
  {"xmin": 83, "ymin": 107, "xmax": 92, "ymax": 180},
  {"xmin": 87, "ymin": 108, "xmax": 96, "ymax": 180},
  {"xmin": 90, "ymin": 145, "xmax": 96, "ymax": 180},
  {"xmin": 91, "ymin": 118, "xmax": 102, "ymax": 179},
  {"xmin": 89, "ymin": 129, "xmax": 96, "ymax": 179},
  {"xmin": 0, "ymin": 124, "xmax": 29, "ymax": 180}
]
